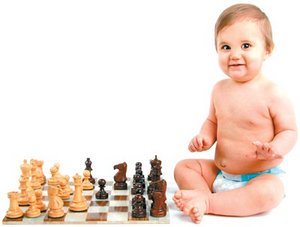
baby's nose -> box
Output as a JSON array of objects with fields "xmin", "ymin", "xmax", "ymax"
[{"xmin": 230, "ymin": 49, "xmax": 242, "ymax": 60}]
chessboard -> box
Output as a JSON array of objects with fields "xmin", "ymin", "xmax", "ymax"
[{"xmin": 2, "ymin": 179, "xmax": 169, "ymax": 224}]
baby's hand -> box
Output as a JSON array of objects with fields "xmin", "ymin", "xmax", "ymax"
[
  {"xmin": 188, "ymin": 136, "xmax": 209, "ymax": 152},
  {"xmin": 252, "ymin": 141, "xmax": 283, "ymax": 160}
]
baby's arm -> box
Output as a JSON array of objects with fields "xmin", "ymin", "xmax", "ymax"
[
  {"xmin": 253, "ymin": 89, "xmax": 297, "ymax": 160},
  {"xmin": 189, "ymin": 87, "xmax": 218, "ymax": 152},
  {"xmin": 189, "ymin": 118, "xmax": 217, "ymax": 152}
]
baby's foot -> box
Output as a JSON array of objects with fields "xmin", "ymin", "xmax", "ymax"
[
  {"xmin": 173, "ymin": 191, "xmax": 184, "ymax": 210},
  {"xmin": 173, "ymin": 190, "xmax": 206, "ymax": 211},
  {"xmin": 173, "ymin": 190, "xmax": 210, "ymax": 224}
]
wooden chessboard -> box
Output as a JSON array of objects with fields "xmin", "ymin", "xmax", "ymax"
[{"xmin": 2, "ymin": 179, "xmax": 169, "ymax": 224}]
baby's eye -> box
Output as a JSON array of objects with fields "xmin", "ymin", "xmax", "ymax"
[
  {"xmin": 241, "ymin": 43, "xmax": 251, "ymax": 49},
  {"xmin": 221, "ymin": 44, "xmax": 231, "ymax": 50}
]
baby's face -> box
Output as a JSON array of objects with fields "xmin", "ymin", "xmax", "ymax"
[{"xmin": 216, "ymin": 20, "xmax": 269, "ymax": 83}]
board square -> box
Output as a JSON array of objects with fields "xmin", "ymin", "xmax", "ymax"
[{"xmin": 86, "ymin": 212, "xmax": 107, "ymax": 222}]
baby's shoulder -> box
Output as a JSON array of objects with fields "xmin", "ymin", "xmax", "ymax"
[
  {"xmin": 262, "ymin": 80, "xmax": 287, "ymax": 99},
  {"xmin": 212, "ymin": 79, "xmax": 231, "ymax": 93},
  {"xmin": 213, "ymin": 79, "xmax": 229, "ymax": 89},
  {"xmin": 261, "ymin": 80, "xmax": 293, "ymax": 110}
]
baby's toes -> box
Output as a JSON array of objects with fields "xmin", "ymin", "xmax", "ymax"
[{"xmin": 190, "ymin": 207, "xmax": 203, "ymax": 224}]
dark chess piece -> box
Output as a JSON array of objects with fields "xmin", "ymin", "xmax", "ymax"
[
  {"xmin": 135, "ymin": 162, "xmax": 144, "ymax": 176},
  {"xmin": 150, "ymin": 191, "xmax": 167, "ymax": 217},
  {"xmin": 147, "ymin": 155, "xmax": 162, "ymax": 181},
  {"xmin": 85, "ymin": 158, "xmax": 95, "ymax": 184},
  {"xmin": 132, "ymin": 194, "xmax": 146, "ymax": 209},
  {"xmin": 148, "ymin": 178, "xmax": 167, "ymax": 201},
  {"xmin": 131, "ymin": 182, "xmax": 144, "ymax": 195},
  {"xmin": 147, "ymin": 182, "xmax": 155, "ymax": 200},
  {"xmin": 133, "ymin": 174, "xmax": 145, "ymax": 188},
  {"xmin": 96, "ymin": 179, "xmax": 108, "ymax": 199},
  {"xmin": 132, "ymin": 194, "xmax": 146, "ymax": 218},
  {"xmin": 113, "ymin": 162, "xmax": 127, "ymax": 190}
]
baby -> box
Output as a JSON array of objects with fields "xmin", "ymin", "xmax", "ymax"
[{"xmin": 173, "ymin": 3, "xmax": 297, "ymax": 224}]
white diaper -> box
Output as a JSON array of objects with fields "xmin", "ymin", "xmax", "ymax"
[{"xmin": 212, "ymin": 167, "xmax": 284, "ymax": 193}]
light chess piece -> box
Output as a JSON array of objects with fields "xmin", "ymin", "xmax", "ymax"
[
  {"xmin": 50, "ymin": 163, "xmax": 62, "ymax": 181},
  {"xmin": 35, "ymin": 159, "xmax": 46, "ymax": 185},
  {"xmin": 30, "ymin": 162, "xmax": 42, "ymax": 190},
  {"xmin": 47, "ymin": 185, "xmax": 64, "ymax": 218},
  {"xmin": 35, "ymin": 189, "xmax": 47, "ymax": 212},
  {"xmin": 64, "ymin": 175, "xmax": 74, "ymax": 195},
  {"xmin": 5, "ymin": 192, "xmax": 23, "ymax": 219},
  {"xmin": 20, "ymin": 159, "xmax": 31, "ymax": 180},
  {"xmin": 25, "ymin": 194, "xmax": 41, "ymax": 218},
  {"xmin": 69, "ymin": 173, "xmax": 87, "ymax": 212},
  {"xmin": 18, "ymin": 177, "xmax": 29, "ymax": 206},
  {"xmin": 82, "ymin": 170, "xmax": 94, "ymax": 190},
  {"xmin": 57, "ymin": 177, "xmax": 71, "ymax": 200}
]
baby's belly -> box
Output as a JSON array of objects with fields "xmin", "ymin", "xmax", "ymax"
[{"xmin": 215, "ymin": 140, "xmax": 282, "ymax": 174}]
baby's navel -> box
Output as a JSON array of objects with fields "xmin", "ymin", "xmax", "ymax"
[{"xmin": 220, "ymin": 160, "xmax": 226, "ymax": 168}]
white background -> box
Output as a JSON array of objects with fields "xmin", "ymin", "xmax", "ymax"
[{"xmin": 0, "ymin": 0, "xmax": 299, "ymax": 226}]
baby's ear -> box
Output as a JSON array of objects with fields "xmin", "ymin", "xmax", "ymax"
[
  {"xmin": 264, "ymin": 47, "xmax": 272, "ymax": 60},
  {"xmin": 266, "ymin": 44, "xmax": 274, "ymax": 56}
]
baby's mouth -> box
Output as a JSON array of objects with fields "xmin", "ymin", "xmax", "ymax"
[{"xmin": 229, "ymin": 63, "xmax": 245, "ymax": 67}]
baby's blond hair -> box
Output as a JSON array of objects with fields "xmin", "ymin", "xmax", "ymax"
[{"xmin": 215, "ymin": 4, "xmax": 274, "ymax": 53}]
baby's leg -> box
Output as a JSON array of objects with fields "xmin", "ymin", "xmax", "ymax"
[
  {"xmin": 173, "ymin": 159, "xmax": 218, "ymax": 191},
  {"xmin": 207, "ymin": 174, "xmax": 284, "ymax": 216},
  {"xmin": 173, "ymin": 159, "xmax": 218, "ymax": 223}
]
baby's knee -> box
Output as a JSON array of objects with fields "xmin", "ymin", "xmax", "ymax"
[
  {"xmin": 262, "ymin": 179, "xmax": 284, "ymax": 205},
  {"xmin": 174, "ymin": 160, "xmax": 187, "ymax": 175},
  {"xmin": 249, "ymin": 175, "xmax": 284, "ymax": 210},
  {"xmin": 174, "ymin": 159, "xmax": 191, "ymax": 179}
]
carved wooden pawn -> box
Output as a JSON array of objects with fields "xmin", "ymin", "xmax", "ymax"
[{"xmin": 6, "ymin": 192, "xmax": 23, "ymax": 219}]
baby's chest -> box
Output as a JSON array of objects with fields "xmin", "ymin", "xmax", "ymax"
[{"xmin": 215, "ymin": 98, "xmax": 271, "ymax": 126}]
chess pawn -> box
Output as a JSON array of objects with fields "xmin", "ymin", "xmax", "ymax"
[
  {"xmin": 35, "ymin": 189, "xmax": 47, "ymax": 212},
  {"xmin": 69, "ymin": 174, "xmax": 87, "ymax": 212},
  {"xmin": 96, "ymin": 179, "xmax": 108, "ymax": 199},
  {"xmin": 132, "ymin": 194, "xmax": 146, "ymax": 209},
  {"xmin": 36, "ymin": 160, "xmax": 46, "ymax": 185},
  {"xmin": 25, "ymin": 194, "xmax": 41, "ymax": 218},
  {"xmin": 47, "ymin": 185, "xmax": 64, "ymax": 218},
  {"xmin": 6, "ymin": 192, "xmax": 23, "ymax": 219},
  {"xmin": 131, "ymin": 194, "xmax": 146, "ymax": 218},
  {"xmin": 131, "ymin": 182, "xmax": 144, "ymax": 195},
  {"xmin": 82, "ymin": 170, "xmax": 94, "ymax": 190},
  {"xmin": 18, "ymin": 177, "xmax": 29, "ymax": 206},
  {"xmin": 30, "ymin": 164, "xmax": 42, "ymax": 190},
  {"xmin": 20, "ymin": 159, "xmax": 31, "ymax": 180}
]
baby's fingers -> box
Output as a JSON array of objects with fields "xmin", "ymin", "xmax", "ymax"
[
  {"xmin": 189, "ymin": 143, "xmax": 197, "ymax": 152},
  {"xmin": 252, "ymin": 141, "xmax": 263, "ymax": 148},
  {"xmin": 193, "ymin": 137, "xmax": 202, "ymax": 148},
  {"xmin": 262, "ymin": 143, "xmax": 271, "ymax": 152}
]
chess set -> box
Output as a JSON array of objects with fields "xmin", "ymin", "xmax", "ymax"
[{"xmin": 2, "ymin": 156, "xmax": 169, "ymax": 224}]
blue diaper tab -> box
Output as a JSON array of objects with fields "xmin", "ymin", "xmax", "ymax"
[{"xmin": 222, "ymin": 167, "xmax": 285, "ymax": 182}]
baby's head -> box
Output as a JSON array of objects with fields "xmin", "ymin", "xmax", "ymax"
[{"xmin": 215, "ymin": 4, "xmax": 274, "ymax": 54}]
